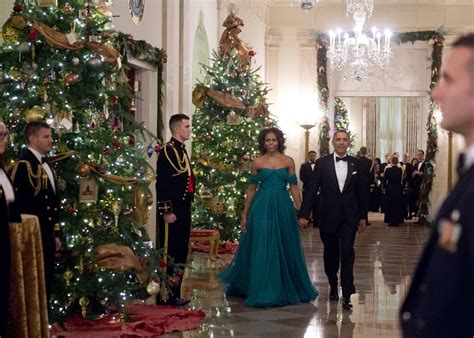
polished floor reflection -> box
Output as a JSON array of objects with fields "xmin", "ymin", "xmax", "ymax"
[{"xmin": 165, "ymin": 213, "xmax": 431, "ymax": 338}]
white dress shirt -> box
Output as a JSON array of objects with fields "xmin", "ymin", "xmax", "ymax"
[
  {"xmin": 462, "ymin": 144, "xmax": 474, "ymax": 171},
  {"xmin": 417, "ymin": 161, "xmax": 424, "ymax": 171},
  {"xmin": 0, "ymin": 168, "xmax": 15, "ymax": 203},
  {"xmin": 333, "ymin": 153, "xmax": 348, "ymax": 193},
  {"xmin": 28, "ymin": 147, "xmax": 56, "ymax": 193}
]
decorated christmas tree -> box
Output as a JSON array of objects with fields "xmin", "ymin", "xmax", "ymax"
[
  {"xmin": 191, "ymin": 13, "xmax": 276, "ymax": 241},
  {"xmin": 0, "ymin": 0, "xmax": 171, "ymax": 323}
]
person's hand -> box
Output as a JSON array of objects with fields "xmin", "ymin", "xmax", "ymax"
[
  {"xmin": 358, "ymin": 219, "xmax": 367, "ymax": 233},
  {"xmin": 55, "ymin": 237, "xmax": 62, "ymax": 252},
  {"xmin": 240, "ymin": 216, "xmax": 247, "ymax": 233},
  {"xmin": 164, "ymin": 213, "xmax": 177, "ymax": 224},
  {"xmin": 298, "ymin": 218, "xmax": 308, "ymax": 229}
]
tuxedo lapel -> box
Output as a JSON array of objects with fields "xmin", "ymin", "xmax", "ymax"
[
  {"xmin": 342, "ymin": 159, "xmax": 355, "ymax": 193},
  {"xmin": 327, "ymin": 155, "xmax": 339, "ymax": 190}
]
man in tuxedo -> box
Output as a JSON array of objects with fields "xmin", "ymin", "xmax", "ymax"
[
  {"xmin": 0, "ymin": 121, "xmax": 21, "ymax": 337},
  {"xmin": 298, "ymin": 130, "xmax": 368, "ymax": 310},
  {"xmin": 299, "ymin": 150, "xmax": 319, "ymax": 227},
  {"xmin": 411, "ymin": 149, "xmax": 425, "ymax": 220},
  {"xmin": 400, "ymin": 33, "xmax": 474, "ymax": 338},
  {"xmin": 10, "ymin": 121, "xmax": 61, "ymax": 300},
  {"xmin": 156, "ymin": 114, "xmax": 194, "ymax": 306}
]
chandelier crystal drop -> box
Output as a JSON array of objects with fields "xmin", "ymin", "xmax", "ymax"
[{"xmin": 346, "ymin": 0, "xmax": 374, "ymax": 27}]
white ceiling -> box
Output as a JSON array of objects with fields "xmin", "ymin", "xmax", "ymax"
[{"xmin": 269, "ymin": 0, "xmax": 474, "ymax": 6}]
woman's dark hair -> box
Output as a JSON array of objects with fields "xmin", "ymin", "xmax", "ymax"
[{"xmin": 257, "ymin": 127, "xmax": 286, "ymax": 154}]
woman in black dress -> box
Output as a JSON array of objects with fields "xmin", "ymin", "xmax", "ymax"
[{"xmin": 383, "ymin": 156, "xmax": 405, "ymax": 226}]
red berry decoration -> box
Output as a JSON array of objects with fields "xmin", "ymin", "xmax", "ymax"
[
  {"xmin": 110, "ymin": 95, "xmax": 119, "ymax": 105},
  {"xmin": 13, "ymin": 3, "xmax": 23, "ymax": 12},
  {"xmin": 154, "ymin": 145, "xmax": 161, "ymax": 153},
  {"xmin": 159, "ymin": 259, "xmax": 166, "ymax": 268},
  {"xmin": 67, "ymin": 206, "xmax": 74, "ymax": 214},
  {"xmin": 113, "ymin": 140, "xmax": 122, "ymax": 149},
  {"xmin": 248, "ymin": 50, "xmax": 256, "ymax": 57},
  {"xmin": 28, "ymin": 30, "xmax": 38, "ymax": 41}
]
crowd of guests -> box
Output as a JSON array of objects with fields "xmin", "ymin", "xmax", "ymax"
[{"xmin": 366, "ymin": 149, "xmax": 425, "ymax": 226}]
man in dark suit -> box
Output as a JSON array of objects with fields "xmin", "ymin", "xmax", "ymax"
[
  {"xmin": 156, "ymin": 114, "xmax": 194, "ymax": 306},
  {"xmin": 10, "ymin": 121, "xmax": 61, "ymax": 301},
  {"xmin": 411, "ymin": 149, "xmax": 425, "ymax": 220},
  {"xmin": 400, "ymin": 33, "xmax": 474, "ymax": 338},
  {"xmin": 299, "ymin": 150, "xmax": 319, "ymax": 227},
  {"xmin": 298, "ymin": 130, "xmax": 368, "ymax": 310},
  {"xmin": 0, "ymin": 121, "xmax": 21, "ymax": 337}
]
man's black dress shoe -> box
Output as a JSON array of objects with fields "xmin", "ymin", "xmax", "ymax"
[
  {"xmin": 329, "ymin": 289, "xmax": 339, "ymax": 301},
  {"xmin": 342, "ymin": 297, "xmax": 353, "ymax": 310}
]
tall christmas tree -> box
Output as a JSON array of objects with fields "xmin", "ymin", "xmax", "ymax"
[
  {"xmin": 0, "ymin": 0, "xmax": 171, "ymax": 323},
  {"xmin": 191, "ymin": 13, "xmax": 276, "ymax": 241}
]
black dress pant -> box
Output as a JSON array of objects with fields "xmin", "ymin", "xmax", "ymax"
[
  {"xmin": 320, "ymin": 224, "xmax": 357, "ymax": 298},
  {"xmin": 157, "ymin": 202, "xmax": 192, "ymax": 299}
]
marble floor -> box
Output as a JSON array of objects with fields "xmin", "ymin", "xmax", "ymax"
[{"xmin": 165, "ymin": 213, "xmax": 431, "ymax": 338}]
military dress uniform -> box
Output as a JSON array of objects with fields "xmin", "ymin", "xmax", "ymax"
[
  {"xmin": 0, "ymin": 164, "xmax": 21, "ymax": 337},
  {"xmin": 156, "ymin": 137, "xmax": 195, "ymax": 301},
  {"xmin": 10, "ymin": 148, "xmax": 60, "ymax": 300},
  {"xmin": 400, "ymin": 151, "xmax": 474, "ymax": 338}
]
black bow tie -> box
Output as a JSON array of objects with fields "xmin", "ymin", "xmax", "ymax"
[
  {"xmin": 336, "ymin": 156, "xmax": 348, "ymax": 162},
  {"xmin": 41, "ymin": 157, "xmax": 47, "ymax": 163}
]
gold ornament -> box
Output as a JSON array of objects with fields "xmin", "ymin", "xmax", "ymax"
[
  {"xmin": 2, "ymin": 21, "xmax": 20, "ymax": 43},
  {"xmin": 79, "ymin": 297, "xmax": 89, "ymax": 318},
  {"xmin": 146, "ymin": 280, "xmax": 161, "ymax": 296},
  {"xmin": 61, "ymin": 3, "xmax": 74, "ymax": 15},
  {"xmin": 10, "ymin": 16, "xmax": 27, "ymax": 30},
  {"xmin": 132, "ymin": 186, "xmax": 153, "ymax": 225},
  {"xmin": 144, "ymin": 171, "xmax": 155, "ymax": 183},
  {"xmin": 112, "ymin": 202, "xmax": 121, "ymax": 230},
  {"xmin": 78, "ymin": 163, "xmax": 91, "ymax": 177},
  {"xmin": 25, "ymin": 106, "xmax": 46, "ymax": 123},
  {"xmin": 8, "ymin": 68, "xmax": 23, "ymax": 81},
  {"xmin": 96, "ymin": 2, "xmax": 113, "ymax": 17},
  {"xmin": 64, "ymin": 270, "xmax": 73, "ymax": 286}
]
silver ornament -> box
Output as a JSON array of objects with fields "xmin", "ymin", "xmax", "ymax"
[{"xmin": 146, "ymin": 280, "xmax": 161, "ymax": 295}]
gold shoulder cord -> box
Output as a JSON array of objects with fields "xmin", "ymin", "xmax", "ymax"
[
  {"xmin": 10, "ymin": 160, "xmax": 46, "ymax": 196},
  {"xmin": 163, "ymin": 145, "xmax": 190, "ymax": 177}
]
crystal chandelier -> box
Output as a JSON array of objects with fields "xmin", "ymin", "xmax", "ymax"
[
  {"xmin": 291, "ymin": 0, "xmax": 320, "ymax": 12},
  {"xmin": 327, "ymin": 1, "xmax": 392, "ymax": 81}
]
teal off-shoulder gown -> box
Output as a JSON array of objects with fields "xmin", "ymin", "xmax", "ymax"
[{"xmin": 218, "ymin": 168, "xmax": 318, "ymax": 307}]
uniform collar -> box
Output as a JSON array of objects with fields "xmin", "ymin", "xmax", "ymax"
[{"xmin": 170, "ymin": 137, "xmax": 186, "ymax": 149}]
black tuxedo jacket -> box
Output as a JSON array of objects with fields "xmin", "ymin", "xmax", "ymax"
[
  {"xmin": 412, "ymin": 161, "xmax": 426, "ymax": 190},
  {"xmin": 0, "ymin": 167, "xmax": 21, "ymax": 337},
  {"xmin": 11, "ymin": 149, "xmax": 59, "ymax": 245},
  {"xmin": 299, "ymin": 154, "xmax": 368, "ymax": 233},
  {"xmin": 299, "ymin": 161, "xmax": 315, "ymax": 191},
  {"xmin": 400, "ymin": 165, "xmax": 474, "ymax": 338}
]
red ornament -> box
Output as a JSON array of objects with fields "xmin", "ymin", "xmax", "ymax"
[
  {"xmin": 205, "ymin": 134, "xmax": 213, "ymax": 141},
  {"xmin": 110, "ymin": 95, "xmax": 119, "ymax": 105},
  {"xmin": 28, "ymin": 30, "xmax": 38, "ymax": 41},
  {"xmin": 113, "ymin": 140, "xmax": 122, "ymax": 149},
  {"xmin": 66, "ymin": 206, "xmax": 74, "ymax": 214},
  {"xmin": 139, "ymin": 257, "xmax": 149, "ymax": 268},
  {"xmin": 13, "ymin": 3, "xmax": 23, "ymax": 12},
  {"xmin": 154, "ymin": 145, "xmax": 161, "ymax": 153},
  {"xmin": 159, "ymin": 259, "xmax": 166, "ymax": 268},
  {"xmin": 248, "ymin": 50, "xmax": 256, "ymax": 57},
  {"xmin": 65, "ymin": 72, "xmax": 79, "ymax": 86}
]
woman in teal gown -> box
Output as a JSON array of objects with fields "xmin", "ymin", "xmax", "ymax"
[{"xmin": 219, "ymin": 127, "xmax": 318, "ymax": 307}]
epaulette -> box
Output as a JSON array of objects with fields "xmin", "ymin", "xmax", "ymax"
[{"xmin": 9, "ymin": 160, "xmax": 47, "ymax": 196}]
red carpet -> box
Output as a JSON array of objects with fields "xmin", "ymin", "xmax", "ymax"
[
  {"xmin": 51, "ymin": 304, "xmax": 205, "ymax": 337},
  {"xmin": 192, "ymin": 240, "xmax": 239, "ymax": 255}
]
